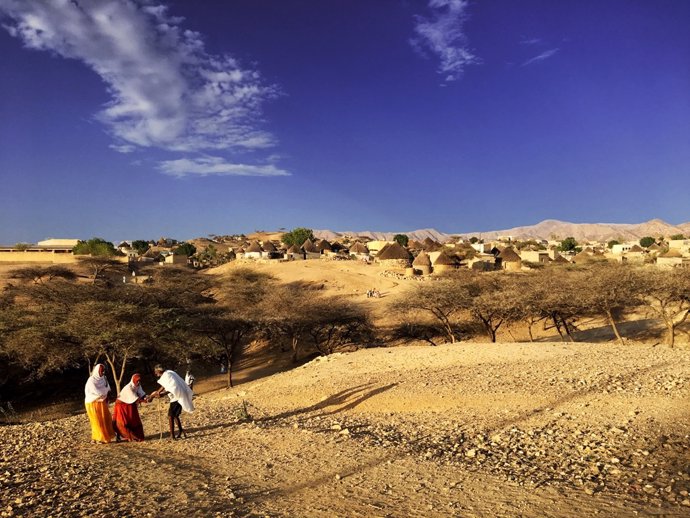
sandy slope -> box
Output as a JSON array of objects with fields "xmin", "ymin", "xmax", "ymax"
[{"xmin": 3, "ymin": 342, "xmax": 690, "ymax": 517}]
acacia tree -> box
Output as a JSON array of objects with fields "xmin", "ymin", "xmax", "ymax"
[
  {"xmin": 392, "ymin": 274, "xmax": 472, "ymax": 344},
  {"xmin": 2, "ymin": 266, "xmax": 206, "ymax": 392},
  {"xmin": 9, "ymin": 265, "xmax": 76, "ymax": 285},
  {"xmin": 529, "ymin": 267, "xmax": 584, "ymax": 342},
  {"xmin": 306, "ymin": 298, "xmax": 372, "ymax": 355},
  {"xmin": 190, "ymin": 269, "xmax": 275, "ymax": 387},
  {"xmin": 262, "ymin": 285, "xmax": 321, "ymax": 362},
  {"xmin": 638, "ymin": 268, "xmax": 690, "ymax": 347},
  {"xmin": 580, "ymin": 262, "xmax": 642, "ymax": 344},
  {"xmin": 509, "ymin": 273, "xmax": 548, "ymax": 342},
  {"xmin": 77, "ymin": 256, "xmax": 126, "ymax": 284},
  {"xmin": 466, "ymin": 274, "xmax": 522, "ymax": 342}
]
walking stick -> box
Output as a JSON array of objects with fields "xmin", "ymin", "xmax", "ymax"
[{"xmin": 157, "ymin": 397, "xmax": 163, "ymax": 440}]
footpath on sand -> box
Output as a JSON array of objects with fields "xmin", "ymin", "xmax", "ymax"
[{"xmin": 2, "ymin": 342, "xmax": 690, "ymax": 517}]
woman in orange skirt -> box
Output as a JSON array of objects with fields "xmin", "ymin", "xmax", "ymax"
[
  {"xmin": 112, "ymin": 373, "xmax": 147, "ymax": 442},
  {"xmin": 84, "ymin": 363, "xmax": 115, "ymax": 444}
]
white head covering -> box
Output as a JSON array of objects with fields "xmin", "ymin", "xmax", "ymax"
[
  {"xmin": 118, "ymin": 374, "xmax": 146, "ymax": 404},
  {"xmin": 84, "ymin": 364, "xmax": 110, "ymax": 403},
  {"xmin": 157, "ymin": 370, "xmax": 195, "ymax": 413}
]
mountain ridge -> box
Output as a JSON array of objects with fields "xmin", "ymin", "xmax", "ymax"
[{"xmin": 312, "ymin": 219, "xmax": 690, "ymax": 243}]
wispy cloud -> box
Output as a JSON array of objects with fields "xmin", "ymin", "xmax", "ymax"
[
  {"xmin": 158, "ymin": 157, "xmax": 290, "ymax": 178},
  {"xmin": 522, "ymin": 48, "xmax": 559, "ymax": 66},
  {"xmin": 411, "ymin": 0, "xmax": 479, "ymax": 83},
  {"xmin": 0, "ymin": 0, "xmax": 286, "ymax": 177},
  {"xmin": 520, "ymin": 37, "xmax": 542, "ymax": 46}
]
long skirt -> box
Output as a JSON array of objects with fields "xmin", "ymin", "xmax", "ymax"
[
  {"xmin": 85, "ymin": 400, "xmax": 116, "ymax": 443},
  {"xmin": 112, "ymin": 400, "xmax": 145, "ymax": 442}
]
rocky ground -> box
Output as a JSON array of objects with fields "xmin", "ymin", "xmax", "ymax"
[{"xmin": 2, "ymin": 342, "xmax": 690, "ymax": 517}]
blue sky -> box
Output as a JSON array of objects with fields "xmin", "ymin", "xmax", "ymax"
[{"xmin": 0, "ymin": 0, "xmax": 688, "ymax": 243}]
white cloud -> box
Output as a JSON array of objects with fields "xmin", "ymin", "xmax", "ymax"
[
  {"xmin": 0, "ymin": 0, "xmax": 287, "ymax": 177},
  {"xmin": 158, "ymin": 157, "xmax": 290, "ymax": 178},
  {"xmin": 522, "ymin": 48, "xmax": 559, "ymax": 66},
  {"xmin": 520, "ymin": 37, "xmax": 542, "ymax": 46},
  {"xmin": 411, "ymin": 0, "xmax": 479, "ymax": 83}
]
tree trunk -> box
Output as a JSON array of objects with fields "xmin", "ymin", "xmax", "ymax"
[
  {"xmin": 606, "ymin": 308, "xmax": 624, "ymax": 345},
  {"xmin": 291, "ymin": 335, "xmax": 299, "ymax": 363},
  {"xmin": 226, "ymin": 360, "xmax": 233, "ymax": 388},
  {"xmin": 553, "ymin": 316, "xmax": 566, "ymax": 342},
  {"xmin": 104, "ymin": 354, "xmax": 120, "ymax": 395},
  {"xmin": 561, "ymin": 317, "xmax": 575, "ymax": 342},
  {"xmin": 526, "ymin": 321, "xmax": 534, "ymax": 342},
  {"xmin": 667, "ymin": 324, "xmax": 675, "ymax": 348}
]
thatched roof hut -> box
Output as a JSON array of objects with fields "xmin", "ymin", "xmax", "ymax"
[
  {"xmin": 349, "ymin": 241, "xmax": 369, "ymax": 255},
  {"xmin": 246, "ymin": 241, "xmax": 263, "ymax": 254},
  {"xmin": 498, "ymin": 247, "xmax": 522, "ymax": 270},
  {"xmin": 317, "ymin": 239, "xmax": 332, "ymax": 252},
  {"xmin": 302, "ymin": 238, "xmax": 318, "ymax": 254},
  {"xmin": 377, "ymin": 242, "xmax": 412, "ymax": 268},
  {"xmin": 412, "ymin": 251, "xmax": 432, "ymax": 275},
  {"xmin": 262, "ymin": 241, "xmax": 277, "ymax": 253},
  {"xmin": 412, "ymin": 251, "xmax": 432, "ymax": 266}
]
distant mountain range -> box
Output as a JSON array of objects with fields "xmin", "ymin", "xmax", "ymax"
[{"xmin": 313, "ymin": 219, "xmax": 690, "ymax": 243}]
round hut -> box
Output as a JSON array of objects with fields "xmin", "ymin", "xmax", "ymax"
[
  {"xmin": 349, "ymin": 241, "xmax": 370, "ymax": 261},
  {"xmin": 412, "ymin": 251, "xmax": 432, "ymax": 275},
  {"xmin": 301, "ymin": 238, "xmax": 320, "ymax": 259},
  {"xmin": 376, "ymin": 242, "xmax": 412, "ymax": 269},
  {"xmin": 245, "ymin": 241, "xmax": 263, "ymax": 259},
  {"xmin": 498, "ymin": 247, "xmax": 522, "ymax": 271},
  {"xmin": 287, "ymin": 244, "xmax": 304, "ymax": 260},
  {"xmin": 261, "ymin": 240, "xmax": 277, "ymax": 259},
  {"xmin": 432, "ymin": 250, "xmax": 458, "ymax": 274}
]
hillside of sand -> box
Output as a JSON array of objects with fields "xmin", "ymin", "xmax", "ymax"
[{"xmin": 2, "ymin": 342, "xmax": 690, "ymax": 517}]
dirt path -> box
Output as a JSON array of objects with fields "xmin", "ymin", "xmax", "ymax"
[{"xmin": 3, "ymin": 342, "xmax": 690, "ymax": 517}]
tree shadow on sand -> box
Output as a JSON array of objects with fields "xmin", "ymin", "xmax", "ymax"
[{"xmin": 181, "ymin": 382, "xmax": 397, "ymax": 437}]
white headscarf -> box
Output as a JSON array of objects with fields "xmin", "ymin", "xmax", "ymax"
[
  {"xmin": 118, "ymin": 374, "xmax": 146, "ymax": 404},
  {"xmin": 84, "ymin": 364, "xmax": 110, "ymax": 403},
  {"xmin": 157, "ymin": 370, "xmax": 195, "ymax": 413}
]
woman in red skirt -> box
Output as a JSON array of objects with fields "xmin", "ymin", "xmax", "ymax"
[{"xmin": 113, "ymin": 373, "xmax": 148, "ymax": 441}]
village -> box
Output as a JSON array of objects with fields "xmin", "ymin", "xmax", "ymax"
[{"xmin": 2, "ymin": 226, "xmax": 689, "ymax": 274}]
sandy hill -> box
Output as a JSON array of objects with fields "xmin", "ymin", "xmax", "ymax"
[{"xmin": 3, "ymin": 342, "xmax": 689, "ymax": 517}]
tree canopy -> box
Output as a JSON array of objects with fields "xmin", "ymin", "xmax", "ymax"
[
  {"xmin": 393, "ymin": 234, "xmax": 409, "ymax": 247},
  {"xmin": 281, "ymin": 227, "xmax": 315, "ymax": 247},
  {"xmin": 558, "ymin": 237, "xmax": 579, "ymax": 252},
  {"xmin": 131, "ymin": 240, "xmax": 150, "ymax": 254},
  {"xmin": 73, "ymin": 238, "xmax": 118, "ymax": 256},
  {"xmin": 639, "ymin": 236, "xmax": 655, "ymax": 248},
  {"xmin": 174, "ymin": 242, "xmax": 197, "ymax": 256}
]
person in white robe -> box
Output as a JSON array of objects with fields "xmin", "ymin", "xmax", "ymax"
[{"xmin": 149, "ymin": 365, "xmax": 194, "ymax": 439}]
